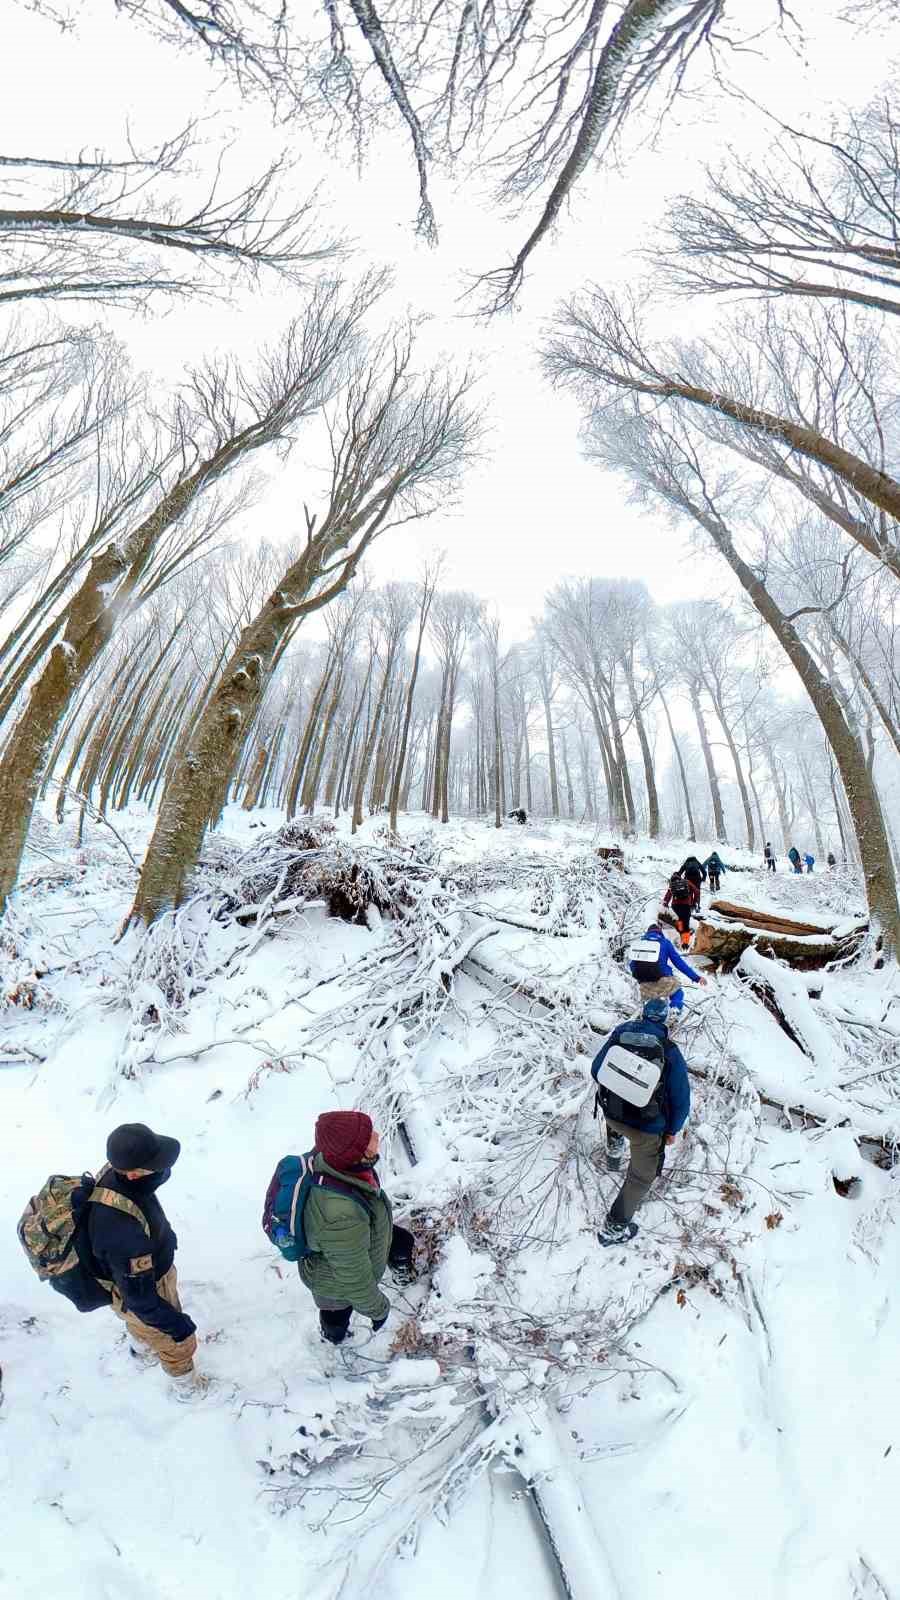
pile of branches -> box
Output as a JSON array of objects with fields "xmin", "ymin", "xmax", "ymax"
[{"xmin": 216, "ymin": 820, "xmax": 445, "ymax": 927}]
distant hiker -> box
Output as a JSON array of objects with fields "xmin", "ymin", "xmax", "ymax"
[
  {"xmin": 662, "ymin": 869, "xmax": 699, "ymax": 950},
  {"xmin": 679, "ymin": 855, "xmax": 706, "ymax": 894},
  {"xmin": 591, "ymin": 998, "xmax": 691, "ymax": 1246},
  {"xmin": 804, "ymin": 853, "xmax": 815, "ymax": 873},
  {"xmin": 788, "ymin": 846, "xmax": 802, "ymax": 875},
  {"xmin": 764, "ymin": 842, "xmax": 776, "ymax": 873},
  {"xmin": 18, "ymin": 1125, "xmax": 205, "ymax": 1401},
  {"xmin": 827, "ymin": 851, "xmax": 837, "ymax": 868},
  {"xmin": 285, "ymin": 1111, "xmax": 417, "ymax": 1349},
  {"xmin": 703, "ymin": 851, "xmax": 726, "ymax": 894},
  {"xmin": 508, "ymin": 807, "xmax": 527, "ymax": 825},
  {"xmin": 627, "ymin": 923, "xmax": 707, "ymax": 1013}
]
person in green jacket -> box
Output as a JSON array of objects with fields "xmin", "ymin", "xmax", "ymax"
[{"xmin": 299, "ymin": 1110, "xmax": 417, "ymax": 1346}]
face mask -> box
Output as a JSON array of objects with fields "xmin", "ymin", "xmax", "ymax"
[{"xmin": 127, "ymin": 1168, "xmax": 171, "ymax": 1193}]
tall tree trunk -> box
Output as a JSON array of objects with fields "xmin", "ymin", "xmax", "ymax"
[
  {"xmin": 625, "ymin": 663, "xmax": 659, "ymax": 838},
  {"xmin": 764, "ymin": 737, "xmax": 791, "ymax": 854},
  {"xmin": 689, "ymin": 682, "xmax": 727, "ymax": 842},
  {"xmin": 539, "ymin": 671, "xmax": 560, "ymax": 817},
  {"xmin": 657, "ymin": 681, "xmax": 696, "ymax": 838},
  {"xmin": 608, "ymin": 701, "xmax": 635, "ymax": 830},
  {"xmin": 798, "ymin": 756, "xmax": 825, "ymax": 857},
  {"xmin": 560, "ymin": 728, "xmax": 575, "ymax": 818},
  {"xmin": 389, "ymin": 580, "xmax": 435, "ymax": 835},
  {"xmin": 713, "ymin": 701, "xmax": 755, "ymax": 851},
  {"xmin": 830, "ymin": 624, "xmax": 900, "ymax": 760},
  {"xmin": 747, "ymin": 766, "xmax": 767, "ymax": 855},
  {"xmin": 694, "ymin": 503, "xmax": 900, "ymax": 948},
  {"xmin": 352, "ymin": 645, "xmax": 397, "ymax": 833},
  {"xmin": 242, "ymin": 747, "xmax": 268, "ymax": 810},
  {"xmin": 286, "ymin": 657, "xmax": 334, "ymax": 820},
  {"xmin": 304, "ymin": 671, "xmax": 344, "ymax": 813}
]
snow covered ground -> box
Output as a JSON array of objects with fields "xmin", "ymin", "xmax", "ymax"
[{"xmin": 1, "ymin": 805, "xmax": 899, "ymax": 1600}]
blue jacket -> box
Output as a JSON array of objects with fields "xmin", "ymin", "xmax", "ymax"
[
  {"xmin": 632, "ymin": 926, "xmax": 700, "ymax": 985},
  {"xmin": 591, "ymin": 1018, "xmax": 691, "ymax": 1135}
]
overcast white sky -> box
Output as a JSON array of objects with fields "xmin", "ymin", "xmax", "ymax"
[{"xmin": 4, "ymin": 1, "xmax": 891, "ymax": 640}]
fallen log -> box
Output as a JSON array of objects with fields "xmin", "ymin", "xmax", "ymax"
[
  {"xmin": 595, "ymin": 846, "xmax": 626, "ymax": 870},
  {"xmin": 693, "ymin": 907, "xmax": 866, "ymax": 970},
  {"xmin": 708, "ymin": 900, "xmax": 835, "ymax": 937}
]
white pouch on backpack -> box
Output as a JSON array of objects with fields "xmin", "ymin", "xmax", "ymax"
[
  {"xmin": 595, "ymin": 1044, "xmax": 662, "ymax": 1108},
  {"xmin": 628, "ymin": 939, "xmax": 663, "ymax": 967}
]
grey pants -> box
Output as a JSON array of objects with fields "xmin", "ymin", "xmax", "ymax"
[{"xmin": 606, "ymin": 1119, "xmax": 666, "ymax": 1224}]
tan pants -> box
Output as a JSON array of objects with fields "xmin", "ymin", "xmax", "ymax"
[
  {"xmin": 111, "ymin": 1266, "xmax": 196, "ymax": 1377},
  {"xmin": 606, "ymin": 1119, "xmax": 666, "ymax": 1225},
  {"xmin": 637, "ymin": 975, "xmax": 681, "ymax": 1004}
]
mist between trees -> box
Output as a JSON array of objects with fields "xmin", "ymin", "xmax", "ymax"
[{"xmin": 3, "ymin": 3, "xmax": 900, "ymax": 954}]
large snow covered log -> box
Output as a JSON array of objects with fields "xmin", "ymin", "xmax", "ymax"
[
  {"xmin": 500, "ymin": 1400, "xmax": 620, "ymax": 1600},
  {"xmin": 693, "ymin": 900, "xmax": 866, "ymax": 969}
]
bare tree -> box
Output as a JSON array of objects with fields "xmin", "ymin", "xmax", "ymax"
[
  {"xmin": 0, "ymin": 125, "xmax": 333, "ymax": 310},
  {"xmin": 105, "ymin": 0, "xmax": 824, "ymax": 305},
  {"xmin": 429, "ymin": 591, "xmax": 480, "ymax": 824},
  {"xmin": 531, "ymin": 630, "xmax": 562, "ymax": 819},
  {"xmin": 0, "ymin": 277, "xmax": 372, "ymax": 915},
  {"xmin": 544, "ymin": 291, "xmax": 900, "ymax": 576},
  {"xmin": 658, "ymin": 98, "xmax": 900, "ymax": 318},
  {"xmin": 478, "ymin": 613, "xmax": 510, "ymax": 828},
  {"xmin": 388, "ymin": 561, "xmax": 441, "ymax": 835},
  {"xmin": 351, "ymin": 583, "xmax": 417, "ymax": 832},
  {"xmin": 129, "ymin": 334, "xmax": 480, "ymax": 923},
  {"xmin": 580, "ymin": 396, "xmax": 900, "ymax": 947}
]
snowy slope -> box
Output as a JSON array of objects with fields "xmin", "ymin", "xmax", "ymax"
[{"xmin": 1, "ymin": 807, "xmax": 899, "ymax": 1600}]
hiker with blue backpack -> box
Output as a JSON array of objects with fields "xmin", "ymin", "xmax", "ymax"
[
  {"xmin": 264, "ymin": 1110, "xmax": 417, "ymax": 1350},
  {"xmin": 702, "ymin": 850, "xmax": 727, "ymax": 893},
  {"xmin": 628, "ymin": 922, "xmax": 707, "ymax": 1013},
  {"xmin": 591, "ymin": 998, "xmax": 691, "ymax": 1246}
]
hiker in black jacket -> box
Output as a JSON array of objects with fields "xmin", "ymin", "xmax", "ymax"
[
  {"xmin": 87, "ymin": 1124, "xmax": 205, "ymax": 1400},
  {"xmin": 679, "ymin": 855, "xmax": 706, "ymax": 894}
]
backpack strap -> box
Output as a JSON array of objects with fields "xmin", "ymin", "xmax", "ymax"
[
  {"xmin": 87, "ymin": 1187, "xmax": 152, "ymax": 1238},
  {"xmin": 315, "ymin": 1173, "xmax": 375, "ymax": 1216}
]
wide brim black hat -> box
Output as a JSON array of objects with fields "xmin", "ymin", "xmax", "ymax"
[{"xmin": 106, "ymin": 1123, "xmax": 181, "ymax": 1173}]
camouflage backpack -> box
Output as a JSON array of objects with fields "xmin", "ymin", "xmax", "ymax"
[{"xmin": 17, "ymin": 1168, "xmax": 151, "ymax": 1314}]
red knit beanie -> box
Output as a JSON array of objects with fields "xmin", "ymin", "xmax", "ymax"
[{"xmin": 315, "ymin": 1110, "xmax": 373, "ymax": 1171}]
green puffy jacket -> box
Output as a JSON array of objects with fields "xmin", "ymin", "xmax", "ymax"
[{"xmin": 298, "ymin": 1154, "xmax": 392, "ymax": 1320}]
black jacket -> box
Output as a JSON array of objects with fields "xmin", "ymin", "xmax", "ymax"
[
  {"xmin": 680, "ymin": 856, "xmax": 706, "ymax": 887},
  {"xmin": 86, "ymin": 1168, "xmax": 195, "ymax": 1342}
]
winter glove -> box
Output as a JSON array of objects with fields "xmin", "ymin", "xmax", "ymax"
[{"xmin": 371, "ymin": 1314, "xmax": 389, "ymax": 1332}]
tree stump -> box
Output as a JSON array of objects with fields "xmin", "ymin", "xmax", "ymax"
[{"xmin": 595, "ymin": 846, "xmax": 625, "ymax": 870}]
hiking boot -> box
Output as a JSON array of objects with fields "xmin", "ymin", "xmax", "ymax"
[
  {"xmin": 598, "ymin": 1217, "xmax": 639, "ymax": 1248},
  {"xmin": 390, "ymin": 1262, "xmax": 419, "ymax": 1288},
  {"xmin": 129, "ymin": 1343, "xmax": 157, "ymax": 1371},
  {"xmin": 170, "ymin": 1371, "xmax": 217, "ymax": 1404},
  {"xmin": 605, "ymin": 1134, "xmax": 627, "ymax": 1172}
]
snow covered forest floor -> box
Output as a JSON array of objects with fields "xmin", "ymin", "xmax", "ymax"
[{"xmin": 2, "ymin": 805, "xmax": 900, "ymax": 1600}]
